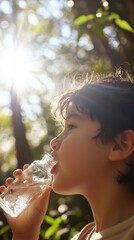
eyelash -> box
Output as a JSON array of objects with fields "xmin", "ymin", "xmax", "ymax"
[{"xmin": 67, "ymin": 124, "xmax": 76, "ymax": 131}]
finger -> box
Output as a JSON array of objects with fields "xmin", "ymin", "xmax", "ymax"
[
  {"xmin": 5, "ymin": 178, "xmax": 14, "ymax": 187},
  {"xmin": 13, "ymin": 169, "xmax": 23, "ymax": 178},
  {"xmin": 40, "ymin": 186, "xmax": 52, "ymax": 199},
  {"xmin": 34, "ymin": 186, "xmax": 52, "ymax": 214},
  {"xmin": 23, "ymin": 164, "xmax": 29, "ymax": 170},
  {"xmin": 0, "ymin": 185, "xmax": 6, "ymax": 193}
]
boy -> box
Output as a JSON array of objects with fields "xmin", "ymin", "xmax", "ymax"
[{"xmin": 0, "ymin": 71, "xmax": 134, "ymax": 240}]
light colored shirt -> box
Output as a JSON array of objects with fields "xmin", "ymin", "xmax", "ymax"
[{"xmin": 71, "ymin": 216, "xmax": 134, "ymax": 240}]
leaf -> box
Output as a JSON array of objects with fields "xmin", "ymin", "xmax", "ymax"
[
  {"xmin": 54, "ymin": 216, "xmax": 63, "ymax": 225},
  {"xmin": 115, "ymin": 19, "xmax": 134, "ymax": 33},
  {"xmin": 45, "ymin": 215, "xmax": 55, "ymax": 224},
  {"xmin": 45, "ymin": 224, "xmax": 59, "ymax": 238},
  {"xmin": 74, "ymin": 14, "xmax": 95, "ymax": 25},
  {"xmin": 0, "ymin": 225, "xmax": 10, "ymax": 235},
  {"xmin": 44, "ymin": 216, "xmax": 63, "ymax": 238},
  {"xmin": 108, "ymin": 12, "xmax": 120, "ymax": 21}
]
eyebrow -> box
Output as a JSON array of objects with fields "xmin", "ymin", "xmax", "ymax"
[{"xmin": 66, "ymin": 113, "xmax": 83, "ymax": 121}]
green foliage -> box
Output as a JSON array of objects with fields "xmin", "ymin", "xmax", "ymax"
[
  {"xmin": 107, "ymin": 12, "xmax": 120, "ymax": 21},
  {"xmin": 92, "ymin": 59, "xmax": 111, "ymax": 73},
  {"xmin": 0, "ymin": 0, "xmax": 134, "ymax": 239},
  {"xmin": 115, "ymin": 19, "xmax": 134, "ymax": 33},
  {"xmin": 74, "ymin": 10, "xmax": 134, "ymax": 33},
  {"xmin": 38, "ymin": 194, "xmax": 92, "ymax": 240},
  {"xmin": 74, "ymin": 14, "xmax": 95, "ymax": 25},
  {"xmin": 43, "ymin": 215, "xmax": 67, "ymax": 239},
  {"xmin": 0, "ymin": 225, "xmax": 10, "ymax": 235},
  {"xmin": 0, "ymin": 111, "xmax": 12, "ymax": 129}
]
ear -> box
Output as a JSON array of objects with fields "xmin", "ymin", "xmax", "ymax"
[{"xmin": 109, "ymin": 130, "xmax": 134, "ymax": 161}]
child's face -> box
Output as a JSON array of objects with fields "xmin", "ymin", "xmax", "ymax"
[{"xmin": 50, "ymin": 102, "xmax": 112, "ymax": 196}]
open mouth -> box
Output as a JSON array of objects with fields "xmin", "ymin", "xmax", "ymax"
[{"xmin": 51, "ymin": 162, "xmax": 59, "ymax": 174}]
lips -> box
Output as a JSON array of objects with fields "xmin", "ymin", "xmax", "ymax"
[
  {"xmin": 51, "ymin": 162, "xmax": 59, "ymax": 174},
  {"xmin": 51, "ymin": 152, "xmax": 59, "ymax": 174}
]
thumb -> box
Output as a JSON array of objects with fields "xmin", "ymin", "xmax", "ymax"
[{"xmin": 33, "ymin": 186, "xmax": 52, "ymax": 215}]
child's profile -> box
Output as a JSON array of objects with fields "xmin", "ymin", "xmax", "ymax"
[{"xmin": 0, "ymin": 70, "xmax": 134, "ymax": 240}]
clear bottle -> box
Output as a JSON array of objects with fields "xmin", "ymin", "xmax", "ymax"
[{"xmin": 0, "ymin": 153, "xmax": 54, "ymax": 217}]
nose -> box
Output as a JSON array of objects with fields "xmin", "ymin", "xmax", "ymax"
[{"xmin": 50, "ymin": 134, "xmax": 61, "ymax": 151}]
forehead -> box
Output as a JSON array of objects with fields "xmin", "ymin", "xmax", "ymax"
[
  {"xmin": 66, "ymin": 102, "xmax": 80, "ymax": 116},
  {"xmin": 65, "ymin": 102, "xmax": 101, "ymax": 133},
  {"xmin": 66, "ymin": 102, "xmax": 87, "ymax": 121}
]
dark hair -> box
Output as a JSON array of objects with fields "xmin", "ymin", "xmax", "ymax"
[{"xmin": 53, "ymin": 72, "xmax": 134, "ymax": 190}]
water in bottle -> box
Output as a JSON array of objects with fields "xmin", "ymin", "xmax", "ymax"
[{"xmin": 0, "ymin": 153, "xmax": 55, "ymax": 217}]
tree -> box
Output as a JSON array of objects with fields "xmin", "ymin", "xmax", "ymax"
[
  {"xmin": 72, "ymin": 0, "xmax": 134, "ymax": 72},
  {"xmin": 10, "ymin": 88, "xmax": 33, "ymax": 168}
]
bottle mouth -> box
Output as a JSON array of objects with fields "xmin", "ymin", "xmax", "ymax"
[
  {"xmin": 32, "ymin": 153, "xmax": 55, "ymax": 180},
  {"xmin": 40, "ymin": 153, "xmax": 56, "ymax": 170}
]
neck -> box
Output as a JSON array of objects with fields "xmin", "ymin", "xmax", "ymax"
[{"xmin": 85, "ymin": 182, "xmax": 134, "ymax": 232}]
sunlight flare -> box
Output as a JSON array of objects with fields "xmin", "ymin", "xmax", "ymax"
[{"xmin": 0, "ymin": 45, "xmax": 39, "ymax": 93}]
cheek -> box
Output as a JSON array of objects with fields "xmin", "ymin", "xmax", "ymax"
[
  {"xmin": 58, "ymin": 132, "xmax": 109, "ymax": 180},
  {"xmin": 52, "ymin": 131, "xmax": 110, "ymax": 194},
  {"xmin": 58, "ymin": 132, "xmax": 94, "ymax": 175}
]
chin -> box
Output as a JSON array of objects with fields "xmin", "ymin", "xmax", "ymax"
[{"xmin": 51, "ymin": 181, "xmax": 80, "ymax": 196}]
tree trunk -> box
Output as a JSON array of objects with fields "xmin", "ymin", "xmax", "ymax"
[{"xmin": 10, "ymin": 88, "xmax": 32, "ymax": 169}]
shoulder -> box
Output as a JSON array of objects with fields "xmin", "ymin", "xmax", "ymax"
[{"xmin": 71, "ymin": 222, "xmax": 95, "ymax": 240}]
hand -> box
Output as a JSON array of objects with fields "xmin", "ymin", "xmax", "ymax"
[{"xmin": 0, "ymin": 165, "xmax": 52, "ymax": 240}]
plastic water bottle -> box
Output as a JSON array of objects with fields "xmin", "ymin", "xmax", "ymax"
[{"xmin": 0, "ymin": 153, "xmax": 54, "ymax": 217}]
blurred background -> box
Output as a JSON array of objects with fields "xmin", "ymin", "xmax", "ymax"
[{"xmin": 0, "ymin": 0, "xmax": 133, "ymax": 239}]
